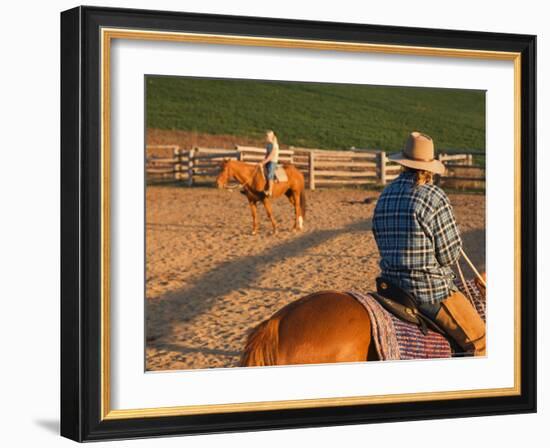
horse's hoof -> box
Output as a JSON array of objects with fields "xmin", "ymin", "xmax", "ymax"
[{"xmin": 251, "ymin": 230, "xmax": 258, "ymax": 236}]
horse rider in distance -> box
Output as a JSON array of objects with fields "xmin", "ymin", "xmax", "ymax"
[{"xmin": 259, "ymin": 129, "xmax": 280, "ymax": 197}]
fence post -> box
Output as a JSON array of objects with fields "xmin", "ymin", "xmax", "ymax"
[
  {"xmin": 378, "ymin": 151, "xmax": 387, "ymax": 185},
  {"xmin": 309, "ymin": 151, "xmax": 316, "ymax": 190},
  {"xmin": 467, "ymin": 154, "xmax": 473, "ymax": 166},
  {"xmin": 187, "ymin": 148, "xmax": 195, "ymax": 187},
  {"xmin": 435, "ymin": 153, "xmax": 445, "ymax": 186},
  {"xmin": 173, "ymin": 146, "xmax": 180, "ymax": 181}
]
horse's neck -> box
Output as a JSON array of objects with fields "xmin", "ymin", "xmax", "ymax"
[{"xmin": 232, "ymin": 162, "xmax": 258, "ymax": 185}]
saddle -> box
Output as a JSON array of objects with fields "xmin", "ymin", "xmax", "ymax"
[
  {"xmin": 262, "ymin": 165, "xmax": 288, "ymax": 182},
  {"xmin": 371, "ymin": 278, "xmax": 448, "ymax": 337}
]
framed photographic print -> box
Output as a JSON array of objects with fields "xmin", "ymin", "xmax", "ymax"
[{"xmin": 60, "ymin": 6, "xmax": 536, "ymax": 441}]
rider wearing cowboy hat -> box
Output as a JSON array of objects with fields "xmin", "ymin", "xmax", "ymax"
[{"xmin": 372, "ymin": 131, "xmax": 486, "ymax": 356}]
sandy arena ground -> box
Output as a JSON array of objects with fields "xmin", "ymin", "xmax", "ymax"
[{"xmin": 146, "ymin": 187, "xmax": 485, "ymax": 371}]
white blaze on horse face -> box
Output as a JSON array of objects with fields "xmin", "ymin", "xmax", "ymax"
[{"xmin": 298, "ymin": 216, "xmax": 304, "ymax": 230}]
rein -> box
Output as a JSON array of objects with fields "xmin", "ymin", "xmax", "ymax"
[
  {"xmin": 460, "ymin": 248, "xmax": 486, "ymax": 288},
  {"xmin": 456, "ymin": 247, "xmax": 486, "ymax": 307},
  {"xmin": 460, "ymin": 248, "xmax": 487, "ymax": 288},
  {"xmin": 224, "ymin": 183, "xmax": 246, "ymax": 191}
]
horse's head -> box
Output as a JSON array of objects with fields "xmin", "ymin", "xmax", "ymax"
[{"xmin": 216, "ymin": 159, "xmax": 232, "ymax": 189}]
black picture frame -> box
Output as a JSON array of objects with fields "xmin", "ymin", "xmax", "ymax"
[{"xmin": 61, "ymin": 5, "xmax": 536, "ymax": 442}]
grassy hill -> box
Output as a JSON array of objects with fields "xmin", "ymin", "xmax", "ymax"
[{"xmin": 146, "ymin": 76, "xmax": 485, "ymax": 153}]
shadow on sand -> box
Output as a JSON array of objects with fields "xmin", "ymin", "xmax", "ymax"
[
  {"xmin": 146, "ymin": 218, "xmax": 372, "ymax": 345},
  {"xmin": 146, "ymin": 220, "xmax": 485, "ymax": 363}
]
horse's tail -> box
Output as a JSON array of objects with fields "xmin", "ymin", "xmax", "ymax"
[
  {"xmin": 240, "ymin": 316, "xmax": 280, "ymax": 367},
  {"xmin": 300, "ymin": 190, "xmax": 306, "ymax": 219}
]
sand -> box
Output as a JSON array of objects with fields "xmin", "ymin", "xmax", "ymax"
[{"xmin": 145, "ymin": 187, "xmax": 485, "ymax": 371}]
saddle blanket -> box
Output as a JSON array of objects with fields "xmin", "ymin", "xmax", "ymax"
[
  {"xmin": 348, "ymin": 279, "xmax": 486, "ymax": 361},
  {"xmin": 274, "ymin": 166, "xmax": 288, "ymax": 182},
  {"xmin": 262, "ymin": 165, "xmax": 288, "ymax": 182}
]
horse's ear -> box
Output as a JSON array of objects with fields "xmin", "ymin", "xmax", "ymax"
[{"xmin": 219, "ymin": 158, "xmax": 229, "ymax": 167}]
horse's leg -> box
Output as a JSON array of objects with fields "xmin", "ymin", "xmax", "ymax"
[
  {"xmin": 248, "ymin": 199, "xmax": 259, "ymax": 235},
  {"xmin": 291, "ymin": 189, "xmax": 303, "ymax": 231},
  {"xmin": 262, "ymin": 199, "xmax": 277, "ymax": 234},
  {"xmin": 285, "ymin": 190, "xmax": 296, "ymax": 228}
]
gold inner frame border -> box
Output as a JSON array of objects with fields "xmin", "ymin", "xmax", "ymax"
[{"xmin": 99, "ymin": 27, "xmax": 522, "ymax": 420}]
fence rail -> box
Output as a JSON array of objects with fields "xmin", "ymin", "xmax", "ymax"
[{"xmin": 146, "ymin": 145, "xmax": 485, "ymax": 190}]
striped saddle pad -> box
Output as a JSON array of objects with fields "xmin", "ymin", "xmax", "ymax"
[{"xmin": 348, "ymin": 280, "xmax": 486, "ymax": 360}]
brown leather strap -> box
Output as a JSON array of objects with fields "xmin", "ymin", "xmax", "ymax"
[
  {"xmin": 371, "ymin": 292, "xmax": 428, "ymax": 335},
  {"xmin": 371, "ymin": 291, "xmax": 449, "ymax": 337}
]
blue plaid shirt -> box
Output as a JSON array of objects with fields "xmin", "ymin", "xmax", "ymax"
[{"xmin": 372, "ymin": 171, "xmax": 462, "ymax": 304}]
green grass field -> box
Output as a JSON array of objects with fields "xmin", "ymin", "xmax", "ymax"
[{"xmin": 146, "ymin": 76, "xmax": 485, "ymax": 153}]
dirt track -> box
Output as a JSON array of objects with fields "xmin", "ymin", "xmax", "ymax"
[{"xmin": 145, "ymin": 187, "xmax": 485, "ymax": 371}]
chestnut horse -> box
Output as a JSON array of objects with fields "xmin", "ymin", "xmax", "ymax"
[
  {"xmin": 240, "ymin": 274, "xmax": 486, "ymax": 367},
  {"xmin": 240, "ymin": 291, "xmax": 378, "ymax": 366},
  {"xmin": 216, "ymin": 160, "xmax": 306, "ymax": 235}
]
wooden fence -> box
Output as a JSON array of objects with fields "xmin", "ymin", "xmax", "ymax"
[
  {"xmin": 145, "ymin": 145, "xmax": 181, "ymax": 182},
  {"xmin": 437, "ymin": 153, "xmax": 485, "ymax": 190},
  {"xmin": 292, "ymin": 148, "xmax": 399, "ymax": 189},
  {"xmin": 146, "ymin": 145, "xmax": 485, "ymax": 190}
]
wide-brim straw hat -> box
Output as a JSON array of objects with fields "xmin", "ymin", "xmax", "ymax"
[{"xmin": 389, "ymin": 131, "xmax": 446, "ymax": 175}]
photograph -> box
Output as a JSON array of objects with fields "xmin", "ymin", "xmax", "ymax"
[{"xmin": 144, "ymin": 76, "xmax": 487, "ymax": 371}]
